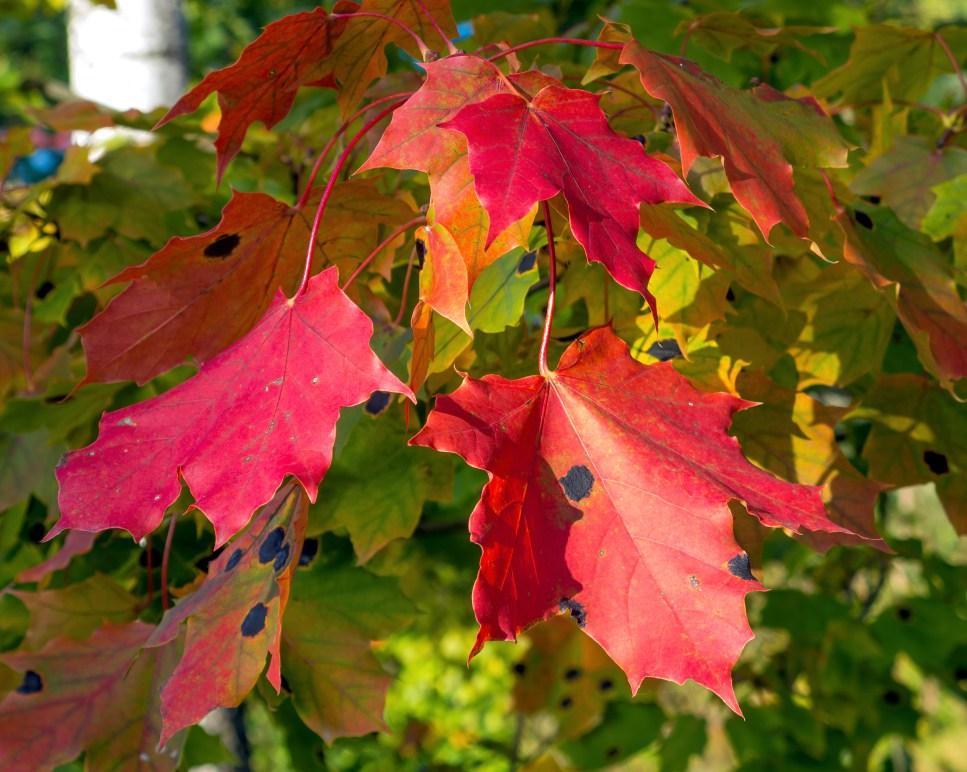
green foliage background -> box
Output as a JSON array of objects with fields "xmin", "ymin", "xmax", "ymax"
[{"xmin": 1, "ymin": 1, "xmax": 966, "ymax": 770}]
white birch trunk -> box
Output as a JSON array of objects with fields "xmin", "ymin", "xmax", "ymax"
[{"xmin": 67, "ymin": 0, "xmax": 187, "ymax": 112}]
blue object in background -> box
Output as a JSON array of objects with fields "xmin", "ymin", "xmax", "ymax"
[
  {"xmin": 456, "ymin": 20, "xmax": 474, "ymax": 41},
  {"xmin": 9, "ymin": 147, "xmax": 63, "ymax": 184}
]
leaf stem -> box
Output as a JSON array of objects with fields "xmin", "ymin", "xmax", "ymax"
[
  {"xmin": 296, "ymin": 91, "xmax": 414, "ymax": 210},
  {"xmin": 297, "ymin": 100, "xmax": 407, "ymax": 296},
  {"xmin": 487, "ymin": 37, "xmax": 624, "ymax": 63},
  {"xmin": 413, "ymin": 0, "xmax": 459, "ymax": 56},
  {"xmin": 331, "ymin": 11, "xmax": 432, "ymax": 59},
  {"xmin": 145, "ymin": 534, "xmax": 155, "ymax": 606},
  {"xmin": 342, "ymin": 217, "xmax": 427, "ymax": 291},
  {"xmin": 934, "ymin": 30, "xmax": 967, "ymax": 103},
  {"xmin": 538, "ymin": 200, "xmax": 558, "ymax": 377},
  {"xmin": 161, "ymin": 514, "xmax": 177, "ymax": 611},
  {"xmin": 393, "ymin": 241, "xmax": 420, "ymax": 325}
]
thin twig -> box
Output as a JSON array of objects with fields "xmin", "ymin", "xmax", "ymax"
[
  {"xmin": 161, "ymin": 515, "xmax": 178, "ymax": 611},
  {"xmin": 393, "ymin": 241, "xmax": 420, "ymax": 325},
  {"xmin": 413, "ymin": 0, "xmax": 458, "ymax": 55},
  {"xmin": 487, "ymin": 37, "xmax": 624, "ymax": 63},
  {"xmin": 342, "ymin": 216, "xmax": 426, "ymax": 290},
  {"xmin": 297, "ymin": 100, "xmax": 407, "ymax": 295},
  {"xmin": 331, "ymin": 11, "xmax": 432, "ymax": 59},
  {"xmin": 145, "ymin": 534, "xmax": 155, "ymax": 607},
  {"xmin": 935, "ymin": 30, "xmax": 967, "ymax": 103},
  {"xmin": 538, "ymin": 201, "xmax": 558, "ymax": 377},
  {"xmin": 296, "ymin": 91, "xmax": 413, "ymax": 209}
]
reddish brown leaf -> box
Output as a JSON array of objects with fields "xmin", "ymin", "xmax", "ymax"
[
  {"xmin": 147, "ymin": 485, "xmax": 306, "ymax": 744},
  {"xmin": 16, "ymin": 531, "xmax": 97, "ymax": 584},
  {"xmin": 80, "ymin": 180, "xmax": 414, "ymax": 385},
  {"xmin": 54, "ymin": 267, "xmax": 413, "ymax": 546},
  {"xmin": 157, "ymin": 8, "xmax": 349, "ymax": 179},
  {"xmin": 620, "ymin": 42, "xmax": 849, "ymax": 240},
  {"xmin": 411, "ymin": 327, "xmax": 852, "ymax": 710},
  {"xmin": 440, "ymin": 82, "xmax": 701, "ymax": 311},
  {"xmin": 0, "ymin": 622, "xmax": 183, "ymax": 771}
]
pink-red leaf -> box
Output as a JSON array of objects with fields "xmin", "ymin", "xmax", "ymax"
[
  {"xmin": 53, "ymin": 267, "xmax": 413, "ymax": 547},
  {"xmin": 441, "ymin": 83, "xmax": 701, "ymax": 311},
  {"xmin": 411, "ymin": 327, "xmax": 853, "ymax": 710}
]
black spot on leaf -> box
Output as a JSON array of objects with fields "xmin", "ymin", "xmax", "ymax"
[
  {"xmin": 513, "ymin": 662, "xmax": 526, "ymax": 676},
  {"xmin": 606, "ymin": 746, "xmax": 621, "ymax": 759},
  {"xmin": 564, "ymin": 667, "xmax": 581, "ymax": 681},
  {"xmin": 241, "ymin": 603, "xmax": 268, "ymax": 637},
  {"xmin": 854, "ymin": 210, "xmax": 874, "ymax": 230},
  {"xmin": 727, "ymin": 553, "xmax": 755, "ymax": 581},
  {"xmin": 726, "ymin": 287, "xmax": 736, "ymax": 302},
  {"xmin": 298, "ymin": 538, "xmax": 319, "ymax": 567},
  {"xmin": 768, "ymin": 51, "xmax": 780, "ymax": 64},
  {"xmin": 415, "ymin": 239, "xmax": 426, "ymax": 270},
  {"xmin": 365, "ymin": 391, "xmax": 391, "ymax": 415},
  {"xmin": 517, "ymin": 250, "xmax": 537, "ymax": 273},
  {"xmin": 882, "ymin": 689, "xmax": 901, "ymax": 705},
  {"xmin": 203, "ymin": 233, "xmax": 241, "ymax": 258},
  {"xmin": 35, "ymin": 281, "xmax": 55, "ymax": 300},
  {"xmin": 861, "ymin": 194, "xmax": 881, "ymax": 205},
  {"xmin": 559, "ymin": 465, "xmax": 594, "ymax": 502},
  {"xmin": 225, "ymin": 549, "xmax": 243, "ymax": 571},
  {"xmin": 259, "ymin": 528, "xmax": 285, "ymax": 564},
  {"xmin": 923, "ymin": 450, "xmax": 949, "ymax": 475},
  {"xmin": 560, "ymin": 598, "xmax": 587, "ymax": 628},
  {"xmin": 599, "ymin": 678, "xmax": 613, "ymax": 692},
  {"xmin": 896, "ymin": 606, "xmax": 912, "ymax": 622},
  {"xmin": 273, "ymin": 543, "xmax": 291, "ymax": 573},
  {"xmin": 17, "ymin": 670, "xmax": 43, "ymax": 694},
  {"xmin": 559, "ymin": 695, "xmax": 573, "ymax": 709},
  {"xmin": 646, "ymin": 339, "xmax": 682, "ymax": 362}
]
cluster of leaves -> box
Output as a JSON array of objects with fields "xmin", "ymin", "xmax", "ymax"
[{"xmin": 1, "ymin": 0, "xmax": 966, "ymax": 769}]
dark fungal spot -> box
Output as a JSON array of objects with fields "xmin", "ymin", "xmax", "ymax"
[
  {"xmin": 563, "ymin": 667, "xmax": 581, "ymax": 681},
  {"xmin": 17, "ymin": 670, "xmax": 43, "ymax": 694},
  {"xmin": 517, "ymin": 250, "xmax": 537, "ymax": 274},
  {"xmin": 559, "ymin": 465, "xmax": 594, "ymax": 502},
  {"xmin": 560, "ymin": 598, "xmax": 587, "ymax": 628},
  {"xmin": 559, "ymin": 695, "xmax": 573, "ymax": 709},
  {"xmin": 203, "ymin": 233, "xmax": 241, "ymax": 259},
  {"xmin": 241, "ymin": 603, "xmax": 268, "ymax": 637},
  {"xmin": 923, "ymin": 450, "xmax": 949, "ymax": 475},
  {"xmin": 727, "ymin": 553, "xmax": 755, "ymax": 581},
  {"xmin": 854, "ymin": 210, "xmax": 874, "ymax": 230},
  {"xmin": 513, "ymin": 662, "xmax": 526, "ymax": 676},
  {"xmin": 298, "ymin": 538, "xmax": 319, "ymax": 567},
  {"xmin": 259, "ymin": 527, "xmax": 285, "ymax": 564},
  {"xmin": 606, "ymin": 746, "xmax": 621, "ymax": 760},
  {"xmin": 882, "ymin": 689, "xmax": 901, "ymax": 705},
  {"xmin": 726, "ymin": 287, "xmax": 736, "ymax": 302},
  {"xmin": 646, "ymin": 338, "xmax": 682, "ymax": 362},
  {"xmin": 768, "ymin": 51, "xmax": 780, "ymax": 64},
  {"xmin": 414, "ymin": 238, "xmax": 426, "ymax": 270},
  {"xmin": 35, "ymin": 281, "xmax": 55, "ymax": 300},
  {"xmin": 896, "ymin": 606, "xmax": 912, "ymax": 621},
  {"xmin": 225, "ymin": 549, "xmax": 243, "ymax": 571},
  {"xmin": 273, "ymin": 542, "xmax": 291, "ymax": 573},
  {"xmin": 862, "ymin": 194, "xmax": 881, "ymax": 205},
  {"xmin": 365, "ymin": 391, "xmax": 391, "ymax": 415},
  {"xmin": 599, "ymin": 678, "xmax": 614, "ymax": 692}
]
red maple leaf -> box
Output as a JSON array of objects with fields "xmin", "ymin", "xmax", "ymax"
[
  {"xmin": 440, "ymin": 82, "xmax": 702, "ymax": 312},
  {"xmin": 53, "ymin": 267, "xmax": 413, "ymax": 546},
  {"xmin": 411, "ymin": 327, "xmax": 854, "ymax": 710},
  {"xmin": 620, "ymin": 42, "xmax": 849, "ymax": 240},
  {"xmin": 157, "ymin": 8, "xmax": 349, "ymax": 180}
]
